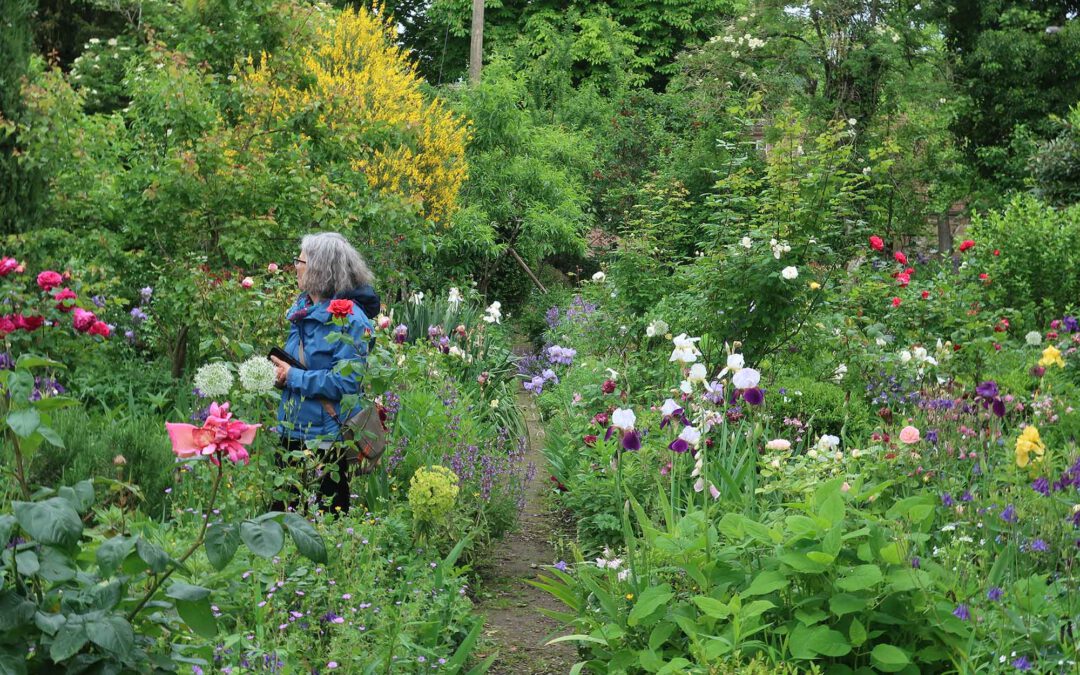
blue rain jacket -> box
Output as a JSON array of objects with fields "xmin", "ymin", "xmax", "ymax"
[{"xmin": 277, "ymin": 291, "xmax": 374, "ymax": 442}]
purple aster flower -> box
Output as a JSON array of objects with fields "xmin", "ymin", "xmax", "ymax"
[
  {"xmin": 986, "ymin": 587, "xmax": 1003, "ymax": 601},
  {"xmin": 1012, "ymin": 656, "xmax": 1032, "ymax": 671},
  {"xmin": 1031, "ymin": 477, "xmax": 1050, "ymax": 496},
  {"xmin": 952, "ymin": 603, "xmax": 970, "ymax": 621},
  {"xmin": 975, "ymin": 380, "xmax": 999, "ymax": 399},
  {"xmin": 1030, "ymin": 539, "xmax": 1049, "ymax": 552},
  {"xmin": 941, "ymin": 493, "xmax": 955, "ymax": 507},
  {"xmin": 1000, "ymin": 504, "xmax": 1017, "ymax": 523}
]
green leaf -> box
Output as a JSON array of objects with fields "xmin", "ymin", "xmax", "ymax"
[
  {"xmin": 96, "ymin": 535, "xmax": 136, "ymax": 576},
  {"xmin": 836, "ymin": 564, "xmax": 883, "ymax": 592},
  {"xmin": 829, "ymin": 593, "xmax": 866, "ymax": 617},
  {"xmin": 58, "ymin": 481, "xmax": 94, "ymax": 514},
  {"xmin": 34, "ymin": 612, "xmax": 66, "ymax": 636},
  {"xmin": 0, "ymin": 516, "xmax": 15, "ymax": 550},
  {"xmin": 0, "ymin": 645, "xmax": 29, "ymax": 675},
  {"xmin": 789, "ymin": 623, "xmax": 851, "ymax": 659},
  {"xmin": 30, "ymin": 396, "xmax": 78, "ymax": 412},
  {"xmin": 136, "ymin": 538, "xmax": 171, "ymax": 573},
  {"xmin": 240, "ymin": 519, "xmax": 285, "ymax": 559},
  {"xmin": 13, "ymin": 498, "xmax": 82, "ymax": 548},
  {"xmin": 37, "ymin": 425, "xmax": 65, "ymax": 449},
  {"xmin": 878, "ymin": 542, "xmax": 904, "ymax": 565},
  {"xmin": 176, "ymin": 598, "xmax": 218, "ymax": 639},
  {"xmin": 282, "ymin": 513, "xmax": 328, "ymax": 563},
  {"xmin": 165, "ymin": 582, "xmax": 212, "ymax": 602},
  {"xmin": 691, "ymin": 596, "xmax": 731, "ymax": 619},
  {"xmin": 744, "ymin": 570, "xmax": 788, "ymax": 596},
  {"xmin": 6, "ymin": 409, "xmax": 40, "ymax": 438},
  {"xmin": 0, "ymin": 591, "xmax": 35, "ymax": 632},
  {"xmin": 849, "ymin": 617, "xmax": 867, "ymax": 646},
  {"xmin": 628, "ymin": 584, "xmax": 673, "ymax": 627},
  {"xmin": 14, "ymin": 550, "xmax": 39, "ymax": 576},
  {"xmin": 870, "ymin": 644, "xmax": 911, "ymax": 672},
  {"xmin": 38, "ymin": 545, "xmax": 76, "ymax": 582},
  {"xmin": 15, "ymin": 355, "xmax": 64, "ymax": 370},
  {"xmin": 205, "ymin": 523, "xmax": 241, "ymax": 571},
  {"xmin": 50, "ymin": 619, "xmax": 88, "ymax": 662},
  {"xmin": 85, "ymin": 615, "xmax": 135, "ymax": 658},
  {"xmin": 739, "ymin": 600, "xmax": 775, "ymax": 620}
]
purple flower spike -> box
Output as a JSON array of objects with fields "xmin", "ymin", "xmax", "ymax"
[
  {"xmin": 1012, "ymin": 656, "xmax": 1032, "ymax": 671},
  {"xmin": 668, "ymin": 438, "xmax": 689, "ymax": 453},
  {"xmin": 742, "ymin": 387, "xmax": 764, "ymax": 406},
  {"xmin": 952, "ymin": 604, "xmax": 970, "ymax": 621},
  {"xmin": 622, "ymin": 430, "xmax": 641, "ymax": 452}
]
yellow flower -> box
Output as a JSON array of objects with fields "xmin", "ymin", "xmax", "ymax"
[
  {"xmin": 808, "ymin": 281, "xmax": 821, "ymax": 290},
  {"xmin": 1015, "ymin": 425, "xmax": 1046, "ymax": 468},
  {"xmin": 625, "ymin": 594, "xmax": 634, "ymax": 601},
  {"xmin": 1038, "ymin": 344, "xmax": 1065, "ymax": 369}
]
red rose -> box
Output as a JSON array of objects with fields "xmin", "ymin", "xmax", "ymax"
[
  {"xmin": 36, "ymin": 270, "xmax": 63, "ymax": 291},
  {"xmin": 896, "ymin": 273, "xmax": 910, "ymax": 287},
  {"xmin": 0, "ymin": 315, "xmax": 15, "ymax": 335},
  {"xmin": 53, "ymin": 287, "xmax": 78, "ymax": 312},
  {"xmin": 993, "ymin": 249, "xmax": 1000, "ymax": 256},
  {"xmin": 978, "ymin": 273, "xmax": 989, "ymax": 284},
  {"xmin": 601, "ymin": 379, "xmax": 616, "ymax": 394},
  {"xmin": 88, "ymin": 320, "xmax": 111, "ymax": 338},
  {"xmin": 72, "ymin": 308, "xmax": 96, "ymax": 333},
  {"xmin": 328, "ymin": 299, "xmax": 354, "ymax": 318},
  {"xmin": 894, "ymin": 251, "xmax": 907, "ymax": 265},
  {"xmin": 903, "ymin": 267, "xmax": 914, "ymax": 276},
  {"xmin": 921, "ymin": 290, "xmax": 930, "ymax": 299},
  {"xmin": 1047, "ymin": 331, "xmax": 1059, "ymax": 340},
  {"xmin": 869, "ymin": 235, "xmax": 884, "ymax": 251},
  {"xmin": 891, "ymin": 297, "xmax": 902, "ymax": 308},
  {"xmin": 958, "ymin": 239, "xmax": 975, "ymax": 252},
  {"xmin": 0, "ymin": 257, "xmax": 19, "ymax": 276},
  {"xmin": 583, "ymin": 434, "xmax": 598, "ymax": 447}
]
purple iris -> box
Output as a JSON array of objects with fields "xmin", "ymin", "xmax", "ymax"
[
  {"xmin": 139, "ymin": 286, "xmax": 153, "ymax": 303},
  {"xmin": 130, "ymin": 307, "xmax": 148, "ymax": 323},
  {"xmin": 1031, "ymin": 477, "xmax": 1050, "ymax": 496},
  {"xmin": 941, "ymin": 493, "xmax": 954, "ymax": 507},
  {"xmin": 1029, "ymin": 539, "xmax": 1049, "ymax": 552},
  {"xmin": 668, "ymin": 437, "xmax": 689, "ymax": 453},
  {"xmin": 0, "ymin": 352, "xmax": 13, "ymax": 371},
  {"xmin": 925, "ymin": 429, "xmax": 939, "ymax": 444},
  {"xmin": 621, "ymin": 429, "xmax": 641, "ymax": 451},
  {"xmin": 742, "ymin": 387, "xmax": 764, "ymax": 406},
  {"xmin": 991, "ymin": 398, "xmax": 1006, "ymax": 418},
  {"xmin": 553, "ymin": 560, "xmax": 568, "ymax": 572},
  {"xmin": 394, "ymin": 324, "xmax": 408, "ymax": 344},
  {"xmin": 975, "ymin": 380, "xmax": 999, "ymax": 399},
  {"xmin": 1064, "ymin": 316, "xmax": 1079, "ymax": 333}
]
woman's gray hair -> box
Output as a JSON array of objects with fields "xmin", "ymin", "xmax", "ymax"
[{"xmin": 300, "ymin": 233, "xmax": 374, "ymax": 299}]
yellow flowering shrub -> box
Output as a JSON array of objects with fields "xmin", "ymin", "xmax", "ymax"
[
  {"xmin": 241, "ymin": 5, "xmax": 469, "ymax": 225},
  {"xmin": 1014, "ymin": 424, "xmax": 1045, "ymax": 468},
  {"xmin": 408, "ymin": 465, "xmax": 460, "ymax": 524}
]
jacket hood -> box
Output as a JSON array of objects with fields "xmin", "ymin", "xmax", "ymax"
[{"xmin": 336, "ymin": 284, "xmax": 380, "ymax": 320}]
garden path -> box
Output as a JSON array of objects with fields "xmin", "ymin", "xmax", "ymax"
[{"xmin": 473, "ymin": 374, "xmax": 578, "ymax": 674}]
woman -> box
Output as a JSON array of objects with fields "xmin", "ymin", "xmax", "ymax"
[{"xmin": 270, "ymin": 232, "xmax": 378, "ymax": 514}]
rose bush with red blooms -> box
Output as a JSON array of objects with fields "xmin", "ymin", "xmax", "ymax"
[
  {"xmin": 893, "ymin": 251, "xmax": 908, "ymax": 265},
  {"xmin": 53, "ymin": 288, "xmax": 77, "ymax": 311},
  {"xmin": 328, "ymin": 298, "xmax": 354, "ymax": 319},
  {"xmin": 958, "ymin": 239, "xmax": 975, "ymax": 252}
]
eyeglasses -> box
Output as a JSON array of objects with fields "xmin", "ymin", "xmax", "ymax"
[{"xmin": 293, "ymin": 257, "xmax": 307, "ymax": 266}]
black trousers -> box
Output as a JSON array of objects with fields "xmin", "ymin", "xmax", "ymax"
[{"xmin": 272, "ymin": 436, "xmax": 352, "ymax": 515}]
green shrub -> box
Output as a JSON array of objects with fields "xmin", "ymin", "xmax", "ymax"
[{"xmin": 769, "ymin": 376, "xmax": 872, "ymax": 439}]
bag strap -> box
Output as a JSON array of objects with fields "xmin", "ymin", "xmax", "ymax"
[{"xmin": 298, "ymin": 335, "xmax": 342, "ymax": 424}]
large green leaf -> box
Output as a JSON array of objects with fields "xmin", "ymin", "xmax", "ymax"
[
  {"xmin": 0, "ymin": 645, "xmax": 29, "ymax": 675},
  {"xmin": 12, "ymin": 498, "xmax": 82, "ymax": 548},
  {"xmin": 58, "ymin": 481, "xmax": 94, "ymax": 514},
  {"xmin": 205, "ymin": 522, "xmax": 241, "ymax": 571},
  {"xmin": 38, "ymin": 545, "xmax": 76, "ymax": 582},
  {"xmin": 692, "ymin": 596, "xmax": 730, "ymax": 619},
  {"xmin": 6, "ymin": 409, "xmax": 40, "ymax": 438},
  {"xmin": 282, "ymin": 513, "xmax": 328, "ymax": 563},
  {"xmin": 165, "ymin": 582, "xmax": 211, "ymax": 602},
  {"xmin": 835, "ymin": 564, "xmax": 883, "ymax": 592},
  {"xmin": 627, "ymin": 584, "xmax": 673, "ymax": 627},
  {"xmin": 744, "ymin": 569, "xmax": 788, "ymax": 596},
  {"xmin": 96, "ymin": 535, "xmax": 136, "ymax": 576},
  {"xmin": 828, "ymin": 593, "xmax": 866, "ymax": 616},
  {"xmin": 176, "ymin": 598, "xmax": 218, "ymax": 639},
  {"xmin": 0, "ymin": 515, "xmax": 15, "ymax": 550},
  {"xmin": 870, "ymin": 644, "xmax": 911, "ymax": 672},
  {"xmin": 136, "ymin": 538, "xmax": 171, "ymax": 573},
  {"xmin": 85, "ymin": 615, "xmax": 135, "ymax": 658},
  {"xmin": 14, "ymin": 550, "xmax": 39, "ymax": 576},
  {"xmin": 0, "ymin": 591, "xmax": 35, "ymax": 632},
  {"xmin": 240, "ymin": 519, "xmax": 284, "ymax": 559},
  {"xmin": 49, "ymin": 618, "xmax": 88, "ymax": 662}
]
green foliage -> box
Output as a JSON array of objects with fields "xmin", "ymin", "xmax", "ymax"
[
  {"xmin": 769, "ymin": 376, "xmax": 872, "ymax": 438},
  {"xmin": 1031, "ymin": 104, "xmax": 1080, "ymax": 206},
  {"xmin": 0, "ymin": 0, "xmax": 43, "ymax": 234}
]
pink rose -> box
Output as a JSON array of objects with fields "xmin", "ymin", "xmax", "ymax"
[
  {"xmin": 0, "ymin": 315, "xmax": 16, "ymax": 336},
  {"xmin": 0, "ymin": 257, "xmax": 19, "ymax": 276},
  {"xmin": 267, "ymin": 263, "xmax": 279, "ymax": 273},
  {"xmin": 36, "ymin": 270, "xmax": 63, "ymax": 291},
  {"xmin": 54, "ymin": 287, "xmax": 78, "ymax": 312},
  {"xmin": 241, "ymin": 276, "xmax": 254, "ymax": 289},
  {"xmin": 73, "ymin": 307, "xmax": 97, "ymax": 333},
  {"xmin": 898, "ymin": 425, "xmax": 921, "ymax": 444},
  {"xmin": 166, "ymin": 401, "xmax": 260, "ymax": 465}
]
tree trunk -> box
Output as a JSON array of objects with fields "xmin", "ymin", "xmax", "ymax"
[{"xmin": 469, "ymin": 0, "xmax": 484, "ymax": 84}]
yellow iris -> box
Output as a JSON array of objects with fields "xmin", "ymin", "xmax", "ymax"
[
  {"xmin": 1038, "ymin": 344, "xmax": 1065, "ymax": 369},
  {"xmin": 1015, "ymin": 425, "xmax": 1046, "ymax": 468}
]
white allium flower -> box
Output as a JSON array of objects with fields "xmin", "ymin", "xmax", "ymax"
[
  {"xmin": 238, "ymin": 356, "xmax": 276, "ymax": 393},
  {"xmin": 645, "ymin": 319, "xmax": 669, "ymax": 338},
  {"xmin": 1026, "ymin": 331, "xmax": 1042, "ymax": 346},
  {"xmin": 781, "ymin": 266, "xmax": 799, "ymax": 280},
  {"xmin": 194, "ymin": 362, "xmax": 234, "ymax": 398}
]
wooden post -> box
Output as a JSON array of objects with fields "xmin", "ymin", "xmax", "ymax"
[
  {"xmin": 469, "ymin": 0, "xmax": 484, "ymax": 84},
  {"xmin": 508, "ymin": 247, "xmax": 548, "ymax": 294}
]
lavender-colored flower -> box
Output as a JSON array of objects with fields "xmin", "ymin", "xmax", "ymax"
[
  {"xmin": 139, "ymin": 286, "xmax": 153, "ymax": 303},
  {"xmin": 91, "ymin": 294, "xmax": 106, "ymax": 308},
  {"xmin": 1012, "ymin": 656, "xmax": 1032, "ymax": 671},
  {"xmin": 911, "ymin": 556, "xmax": 920, "ymax": 569},
  {"xmin": 1064, "ymin": 316, "xmax": 1079, "ymax": 333},
  {"xmin": 554, "ymin": 560, "xmax": 568, "ymax": 572},
  {"xmin": 0, "ymin": 352, "xmax": 13, "ymax": 371},
  {"xmin": 961, "ymin": 490, "xmax": 974, "ymax": 502},
  {"xmin": 742, "ymin": 387, "xmax": 764, "ymax": 406},
  {"xmin": 428, "ymin": 324, "xmax": 443, "ymax": 340},
  {"xmin": 545, "ymin": 306, "xmax": 561, "ymax": 330},
  {"xmin": 1030, "ymin": 539, "xmax": 1049, "ymax": 552},
  {"xmin": 130, "ymin": 307, "xmax": 148, "ymax": 323},
  {"xmin": 986, "ymin": 587, "xmax": 1003, "ymax": 601},
  {"xmin": 393, "ymin": 324, "xmax": 407, "ymax": 344},
  {"xmin": 124, "ymin": 329, "xmax": 136, "ymax": 344},
  {"xmin": 925, "ymin": 429, "xmax": 939, "ymax": 444},
  {"xmin": 975, "ymin": 380, "xmax": 999, "ymax": 399},
  {"xmin": 1000, "ymin": 504, "xmax": 1017, "ymax": 523},
  {"xmin": 941, "ymin": 493, "xmax": 955, "ymax": 507},
  {"xmin": 952, "ymin": 603, "xmax": 970, "ymax": 621},
  {"xmin": 1031, "ymin": 477, "xmax": 1050, "ymax": 496}
]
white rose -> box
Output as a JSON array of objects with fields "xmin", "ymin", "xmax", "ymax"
[{"xmin": 781, "ymin": 266, "xmax": 799, "ymax": 280}]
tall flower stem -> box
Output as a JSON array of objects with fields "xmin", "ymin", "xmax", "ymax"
[{"xmin": 127, "ymin": 459, "xmax": 225, "ymax": 621}]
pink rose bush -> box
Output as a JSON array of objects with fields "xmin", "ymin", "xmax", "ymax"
[{"xmin": 166, "ymin": 401, "xmax": 260, "ymax": 465}]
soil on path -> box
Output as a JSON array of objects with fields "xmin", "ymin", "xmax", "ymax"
[{"xmin": 473, "ymin": 379, "xmax": 579, "ymax": 675}]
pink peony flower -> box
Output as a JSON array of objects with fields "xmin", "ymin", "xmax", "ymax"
[
  {"xmin": 891, "ymin": 297, "xmax": 902, "ymax": 308},
  {"xmin": 241, "ymin": 276, "xmax": 254, "ymax": 289},
  {"xmin": 166, "ymin": 402, "xmax": 260, "ymax": 465},
  {"xmin": 765, "ymin": 438, "xmax": 791, "ymax": 451},
  {"xmin": 898, "ymin": 425, "xmax": 921, "ymax": 444},
  {"xmin": 0, "ymin": 257, "xmax": 19, "ymax": 276},
  {"xmin": 72, "ymin": 308, "xmax": 97, "ymax": 332},
  {"xmin": 36, "ymin": 270, "xmax": 63, "ymax": 291}
]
